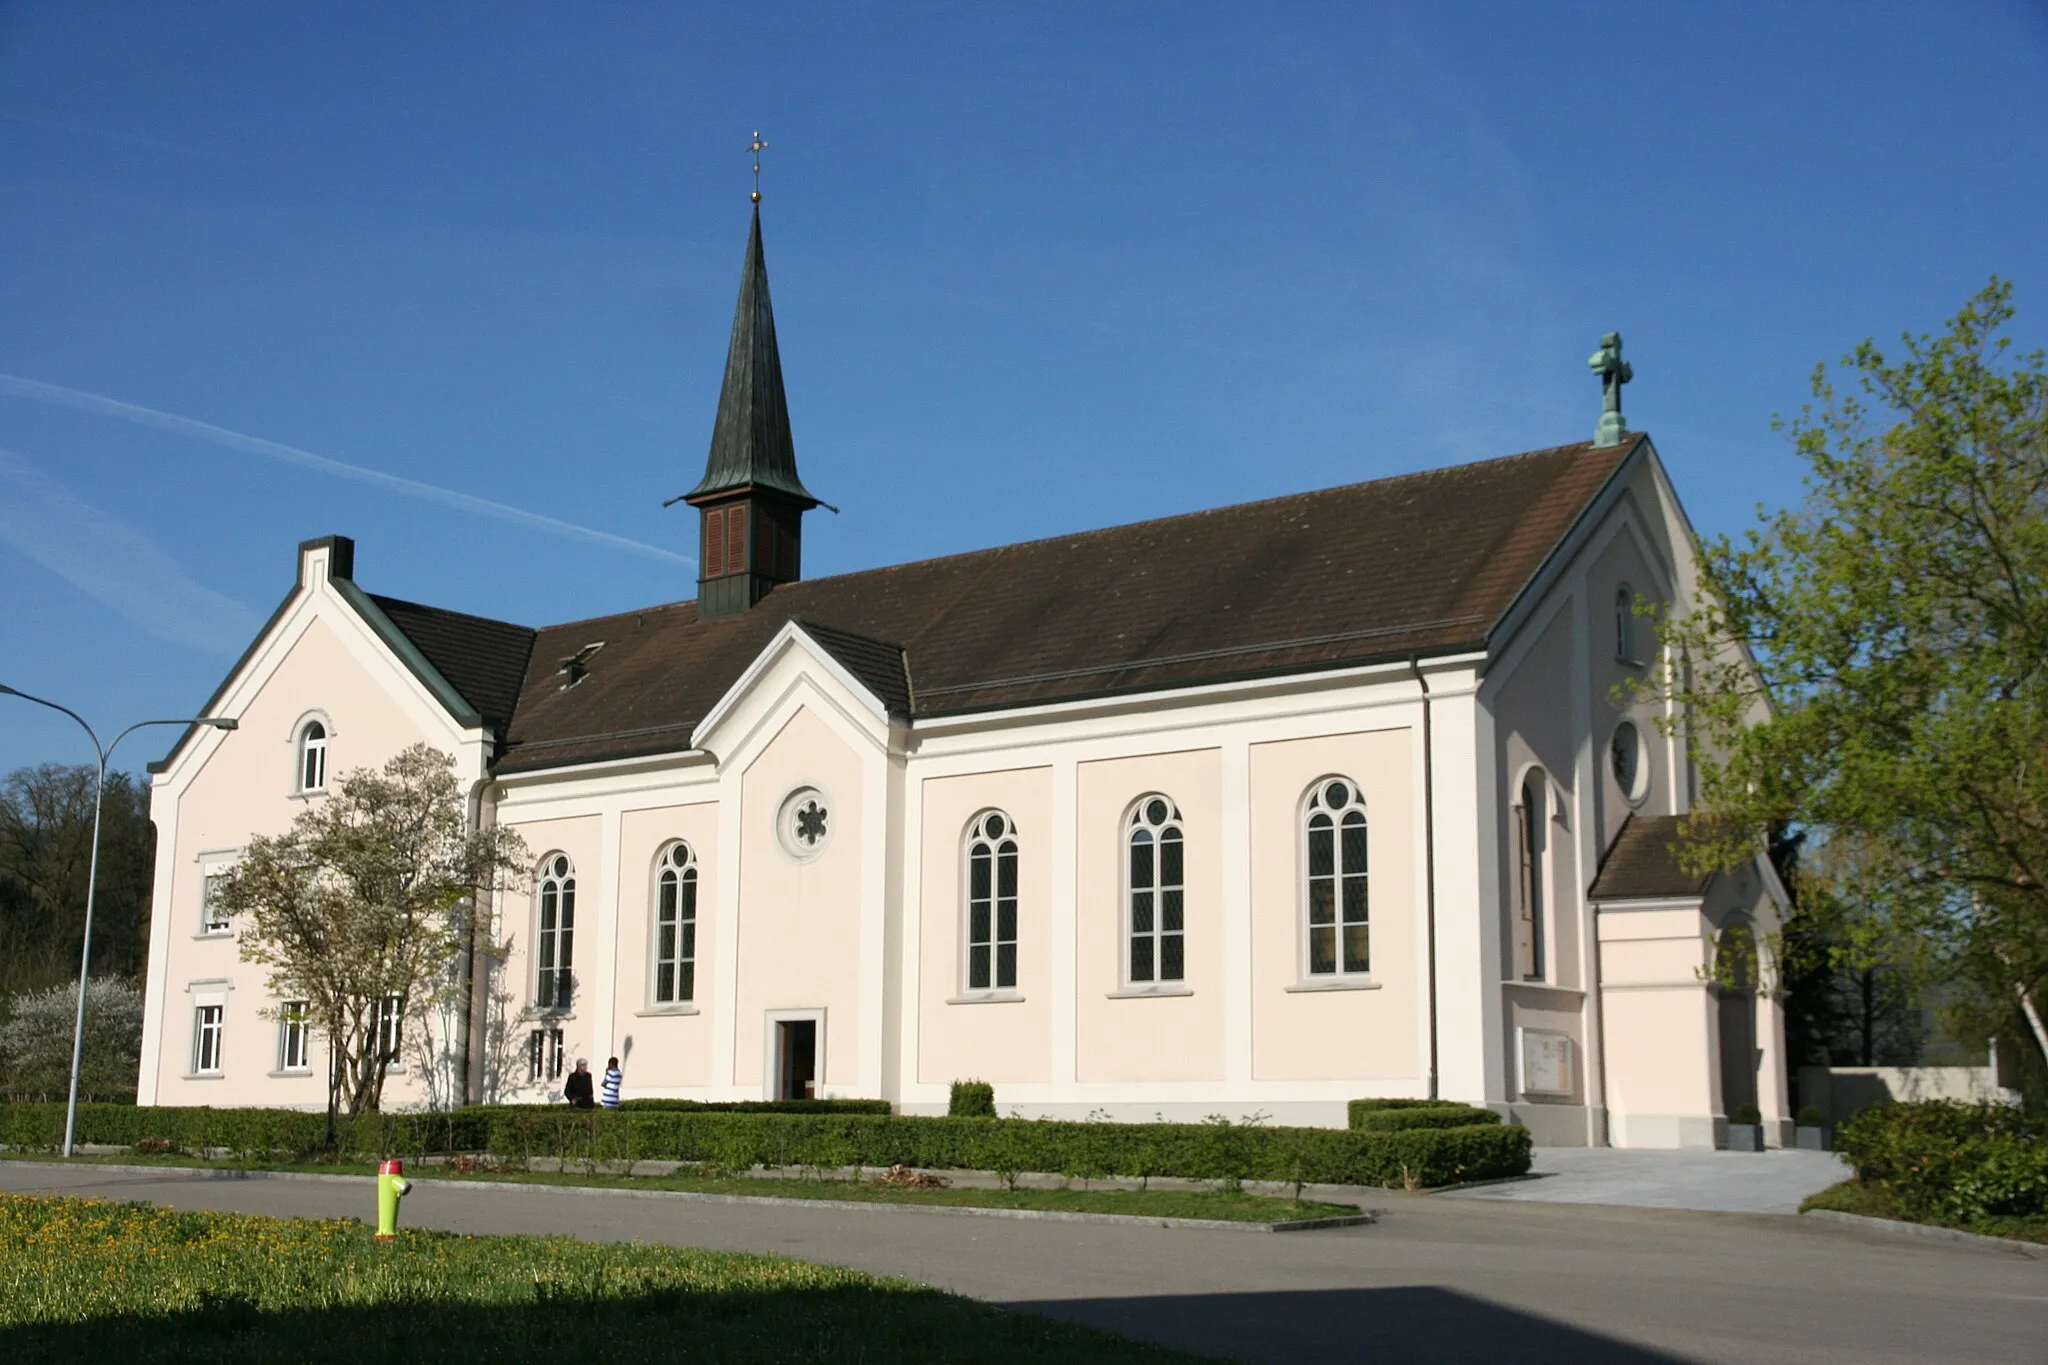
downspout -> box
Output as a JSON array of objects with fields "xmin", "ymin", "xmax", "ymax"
[{"xmin": 1409, "ymin": 653, "xmax": 1440, "ymax": 1100}]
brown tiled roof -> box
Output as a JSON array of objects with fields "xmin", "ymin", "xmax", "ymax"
[
  {"xmin": 487, "ymin": 435, "xmax": 1639, "ymax": 772},
  {"xmin": 369, "ymin": 594, "xmax": 536, "ymax": 734},
  {"xmin": 1588, "ymin": 814, "xmax": 1715, "ymax": 901}
]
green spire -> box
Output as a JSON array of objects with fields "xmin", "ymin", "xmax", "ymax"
[{"xmin": 686, "ymin": 206, "xmax": 818, "ymax": 506}]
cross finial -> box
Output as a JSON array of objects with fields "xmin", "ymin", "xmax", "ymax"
[
  {"xmin": 1588, "ymin": 331, "xmax": 1632, "ymax": 447},
  {"xmin": 748, "ymin": 130, "xmax": 769, "ymax": 204}
]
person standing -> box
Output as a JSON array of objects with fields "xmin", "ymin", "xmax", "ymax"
[
  {"xmin": 600, "ymin": 1057, "xmax": 623, "ymax": 1109},
  {"xmin": 563, "ymin": 1058, "xmax": 595, "ymax": 1109}
]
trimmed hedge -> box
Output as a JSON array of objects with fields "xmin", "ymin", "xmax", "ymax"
[
  {"xmin": 1836, "ymin": 1101, "xmax": 2048, "ymax": 1223},
  {"xmin": 948, "ymin": 1081, "xmax": 996, "ymax": 1119},
  {"xmin": 0, "ymin": 1101, "xmax": 1532, "ymax": 1189},
  {"xmin": 615, "ymin": 1099, "xmax": 893, "ymax": 1116},
  {"xmin": 1348, "ymin": 1100, "xmax": 1502, "ymax": 1132}
]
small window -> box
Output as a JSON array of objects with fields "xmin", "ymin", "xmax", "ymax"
[
  {"xmin": 192, "ymin": 1004, "xmax": 224, "ymax": 1074},
  {"xmin": 536, "ymin": 854, "xmax": 576, "ymax": 1009},
  {"xmin": 298, "ymin": 721, "xmax": 328, "ymax": 793},
  {"xmin": 777, "ymin": 787, "xmax": 831, "ymax": 861},
  {"xmin": 1126, "ymin": 796, "xmax": 1185, "ymax": 985},
  {"xmin": 528, "ymin": 1027, "xmax": 564, "ymax": 1083},
  {"xmin": 725, "ymin": 505, "xmax": 747, "ymax": 575},
  {"xmin": 373, "ymin": 994, "xmax": 403, "ymax": 1063},
  {"xmin": 1616, "ymin": 584, "xmax": 1637, "ymax": 662},
  {"xmin": 1304, "ymin": 778, "xmax": 1369, "ymax": 976},
  {"xmin": 1515, "ymin": 774, "xmax": 1547, "ymax": 980},
  {"xmin": 653, "ymin": 842, "xmax": 698, "ymax": 1004},
  {"xmin": 200, "ymin": 872, "xmax": 231, "ymax": 935},
  {"xmin": 965, "ymin": 811, "xmax": 1019, "ymax": 992},
  {"xmin": 1611, "ymin": 721, "xmax": 1648, "ymax": 805},
  {"xmin": 277, "ymin": 1001, "xmax": 310, "ymax": 1072}
]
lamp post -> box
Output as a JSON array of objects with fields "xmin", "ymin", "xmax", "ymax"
[{"xmin": 0, "ymin": 685, "xmax": 237, "ymax": 1156}]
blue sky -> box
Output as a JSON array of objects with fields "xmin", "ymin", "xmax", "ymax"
[{"xmin": 2, "ymin": 3, "xmax": 2044, "ymax": 776}]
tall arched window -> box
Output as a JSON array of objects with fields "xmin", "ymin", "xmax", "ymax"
[
  {"xmin": 297, "ymin": 720, "xmax": 327, "ymax": 792},
  {"xmin": 1126, "ymin": 796, "xmax": 1185, "ymax": 985},
  {"xmin": 1515, "ymin": 775, "xmax": 1546, "ymax": 980},
  {"xmin": 653, "ymin": 842, "xmax": 697, "ymax": 1005},
  {"xmin": 1305, "ymin": 777, "xmax": 1369, "ymax": 976},
  {"xmin": 1615, "ymin": 584, "xmax": 1637, "ymax": 662},
  {"xmin": 965, "ymin": 811, "xmax": 1019, "ymax": 992},
  {"xmin": 536, "ymin": 854, "xmax": 575, "ymax": 1009}
]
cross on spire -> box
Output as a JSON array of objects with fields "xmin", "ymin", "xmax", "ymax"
[
  {"xmin": 1588, "ymin": 331, "xmax": 1632, "ymax": 447},
  {"xmin": 748, "ymin": 131, "xmax": 769, "ymax": 204}
]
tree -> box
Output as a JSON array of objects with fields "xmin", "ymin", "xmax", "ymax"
[
  {"xmin": 1656, "ymin": 279, "xmax": 2048, "ymax": 1087},
  {"xmin": 0, "ymin": 978, "xmax": 143, "ymax": 1101},
  {"xmin": 0, "ymin": 765, "xmax": 154, "ymax": 995},
  {"xmin": 214, "ymin": 744, "xmax": 526, "ymax": 1121}
]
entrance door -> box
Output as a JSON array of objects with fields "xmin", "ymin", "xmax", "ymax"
[
  {"xmin": 1716, "ymin": 921, "xmax": 1759, "ymax": 1122},
  {"xmin": 776, "ymin": 1020, "xmax": 817, "ymax": 1100}
]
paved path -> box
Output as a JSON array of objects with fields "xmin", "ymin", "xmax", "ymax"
[
  {"xmin": 1447, "ymin": 1147, "xmax": 1853, "ymax": 1214},
  {"xmin": 3, "ymin": 1163, "xmax": 2042, "ymax": 1363}
]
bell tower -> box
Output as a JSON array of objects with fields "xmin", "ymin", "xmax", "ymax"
[{"xmin": 676, "ymin": 167, "xmax": 821, "ymax": 619}]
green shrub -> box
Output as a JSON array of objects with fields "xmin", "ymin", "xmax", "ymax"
[
  {"xmin": 1347, "ymin": 1100, "xmax": 1500, "ymax": 1131},
  {"xmin": 0, "ymin": 1100, "xmax": 1533, "ymax": 1189},
  {"xmin": 1836, "ymin": 1101, "xmax": 2048, "ymax": 1223},
  {"xmin": 1795, "ymin": 1105, "xmax": 1824, "ymax": 1129},
  {"xmin": 1733, "ymin": 1103, "xmax": 1762, "ymax": 1126},
  {"xmin": 948, "ymin": 1081, "xmax": 996, "ymax": 1119},
  {"xmin": 615, "ymin": 1098, "xmax": 892, "ymax": 1115}
]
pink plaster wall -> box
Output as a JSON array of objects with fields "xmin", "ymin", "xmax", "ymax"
[
  {"xmin": 497, "ymin": 813, "xmax": 606, "ymax": 1089},
  {"xmin": 915, "ymin": 767, "xmax": 1055, "ymax": 1085},
  {"xmin": 610, "ymin": 802, "xmax": 719, "ymax": 1092},
  {"xmin": 1247, "ymin": 730, "xmax": 1420, "ymax": 1081}
]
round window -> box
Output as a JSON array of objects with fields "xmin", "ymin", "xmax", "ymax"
[
  {"xmin": 777, "ymin": 787, "xmax": 832, "ymax": 861},
  {"xmin": 1610, "ymin": 721, "xmax": 1648, "ymax": 805}
]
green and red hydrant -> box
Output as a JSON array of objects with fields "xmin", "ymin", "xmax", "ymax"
[{"xmin": 375, "ymin": 1158, "xmax": 413, "ymax": 1240}]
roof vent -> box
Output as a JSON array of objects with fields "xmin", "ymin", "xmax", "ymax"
[{"xmin": 557, "ymin": 641, "xmax": 605, "ymax": 690}]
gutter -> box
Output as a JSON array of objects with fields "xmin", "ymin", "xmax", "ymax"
[{"xmin": 1409, "ymin": 653, "xmax": 1441, "ymax": 1101}]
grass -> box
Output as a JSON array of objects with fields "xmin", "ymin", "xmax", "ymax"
[
  {"xmin": 1801, "ymin": 1179, "xmax": 2048, "ymax": 1246},
  {"xmin": 0, "ymin": 1193, "xmax": 1211, "ymax": 1362},
  {"xmin": 2, "ymin": 1150, "xmax": 1363, "ymax": 1224}
]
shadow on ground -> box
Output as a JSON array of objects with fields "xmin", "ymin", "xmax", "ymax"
[{"xmin": 1008, "ymin": 1285, "xmax": 1691, "ymax": 1364}]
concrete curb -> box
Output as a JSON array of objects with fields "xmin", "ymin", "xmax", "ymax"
[
  {"xmin": 0, "ymin": 1160, "xmax": 1373, "ymax": 1234},
  {"xmin": 1802, "ymin": 1208, "xmax": 2044, "ymax": 1257}
]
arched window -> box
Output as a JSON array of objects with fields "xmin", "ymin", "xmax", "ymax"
[
  {"xmin": 1126, "ymin": 796, "xmax": 1185, "ymax": 985},
  {"xmin": 297, "ymin": 720, "xmax": 328, "ymax": 792},
  {"xmin": 653, "ymin": 842, "xmax": 697, "ymax": 1004},
  {"xmin": 1515, "ymin": 774, "xmax": 1546, "ymax": 980},
  {"xmin": 1615, "ymin": 584, "xmax": 1637, "ymax": 662},
  {"xmin": 536, "ymin": 854, "xmax": 575, "ymax": 1009},
  {"xmin": 965, "ymin": 811, "xmax": 1019, "ymax": 992},
  {"xmin": 1304, "ymin": 778, "xmax": 1369, "ymax": 976}
]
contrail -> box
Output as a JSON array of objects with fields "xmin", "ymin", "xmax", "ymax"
[{"xmin": 0, "ymin": 373, "xmax": 694, "ymax": 566}]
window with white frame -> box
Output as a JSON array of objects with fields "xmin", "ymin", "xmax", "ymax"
[
  {"xmin": 1304, "ymin": 778, "xmax": 1369, "ymax": 976},
  {"xmin": 1615, "ymin": 584, "xmax": 1637, "ymax": 662},
  {"xmin": 1515, "ymin": 773, "xmax": 1547, "ymax": 980},
  {"xmin": 191, "ymin": 1004, "xmax": 225, "ymax": 1074},
  {"xmin": 1126, "ymin": 796, "xmax": 1185, "ymax": 985},
  {"xmin": 277, "ymin": 1001, "xmax": 310, "ymax": 1072},
  {"xmin": 653, "ymin": 841, "xmax": 697, "ymax": 1005},
  {"xmin": 536, "ymin": 854, "xmax": 575, "ymax": 1009},
  {"xmin": 373, "ymin": 993, "xmax": 403, "ymax": 1063},
  {"xmin": 297, "ymin": 720, "xmax": 328, "ymax": 793},
  {"xmin": 528, "ymin": 1026, "xmax": 564, "ymax": 1083},
  {"xmin": 200, "ymin": 871, "xmax": 231, "ymax": 935},
  {"xmin": 965, "ymin": 811, "xmax": 1019, "ymax": 992}
]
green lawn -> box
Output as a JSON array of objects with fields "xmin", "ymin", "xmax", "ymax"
[
  {"xmin": 5, "ymin": 1150, "xmax": 1362, "ymax": 1224},
  {"xmin": 0, "ymin": 1193, "xmax": 1210, "ymax": 1362},
  {"xmin": 1801, "ymin": 1179, "xmax": 2048, "ymax": 1245}
]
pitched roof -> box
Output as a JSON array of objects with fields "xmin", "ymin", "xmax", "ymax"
[
  {"xmin": 683, "ymin": 206, "xmax": 817, "ymax": 506},
  {"xmin": 491, "ymin": 434, "xmax": 1641, "ymax": 772},
  {"xmin": 1588, "ymin": 814, "xmax": 1715, "ymax": 901},
  {"xmin": 368, "ymin": 594, "xmax": 535, "ymax": 734}
]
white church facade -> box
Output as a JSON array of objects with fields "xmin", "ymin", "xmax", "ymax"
[{"xmin": 135, "ymin": 208, "xmax": 1792, "ymax": 1148}]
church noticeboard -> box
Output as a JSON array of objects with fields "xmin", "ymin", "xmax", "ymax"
[{"xmin": 1519, "ymin": 1029, "xmax": 1573, "ymax": 1098}]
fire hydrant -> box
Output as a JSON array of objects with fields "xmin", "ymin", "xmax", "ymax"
[{"xmin": 375, "ymin": 1158, "xmax": 412, "ymax": 1240}]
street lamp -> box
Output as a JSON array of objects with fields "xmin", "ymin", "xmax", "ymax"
[{"xmin": 0, "ymin": 684, "xmax": 237, "ymax": 1156}]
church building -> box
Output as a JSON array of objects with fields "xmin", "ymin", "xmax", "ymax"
[{"xmin": 135, "ymin": 202, "xmax": 1792, "ymax": 1148}]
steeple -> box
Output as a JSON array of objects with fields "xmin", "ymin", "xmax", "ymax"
[{"xmin": 681, "ymin": 201, "xmax": 821, "ymax": 618}]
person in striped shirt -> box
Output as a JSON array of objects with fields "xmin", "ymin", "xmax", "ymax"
[{"xmin": 600, "ymin": 1057, "xmax": 623, "ymax": 1109}]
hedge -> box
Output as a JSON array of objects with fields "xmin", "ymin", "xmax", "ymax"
[
  {"xmin": 1836, "ymin": 1101, "xmax": 2048, "ymax": 1223},
  {"xmin": 948, "ymin": 1081, "xmax": 996, "ymax": 1119},
  {"xmin": 0, "ymin": 1101, "xmax": 1532, "ymax": 1189},
  {"xmin": 1348, "ymin": 1100, "xmax": 1502, "ymax": 1132},
  {"xmin": 616, "ymin": 1099, "xmax": 893, "ymax": 1116}
]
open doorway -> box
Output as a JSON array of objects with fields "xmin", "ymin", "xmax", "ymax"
[{"xmin": 775, "ymin": 1019, "xmax": 817, "ymax": 1100}]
